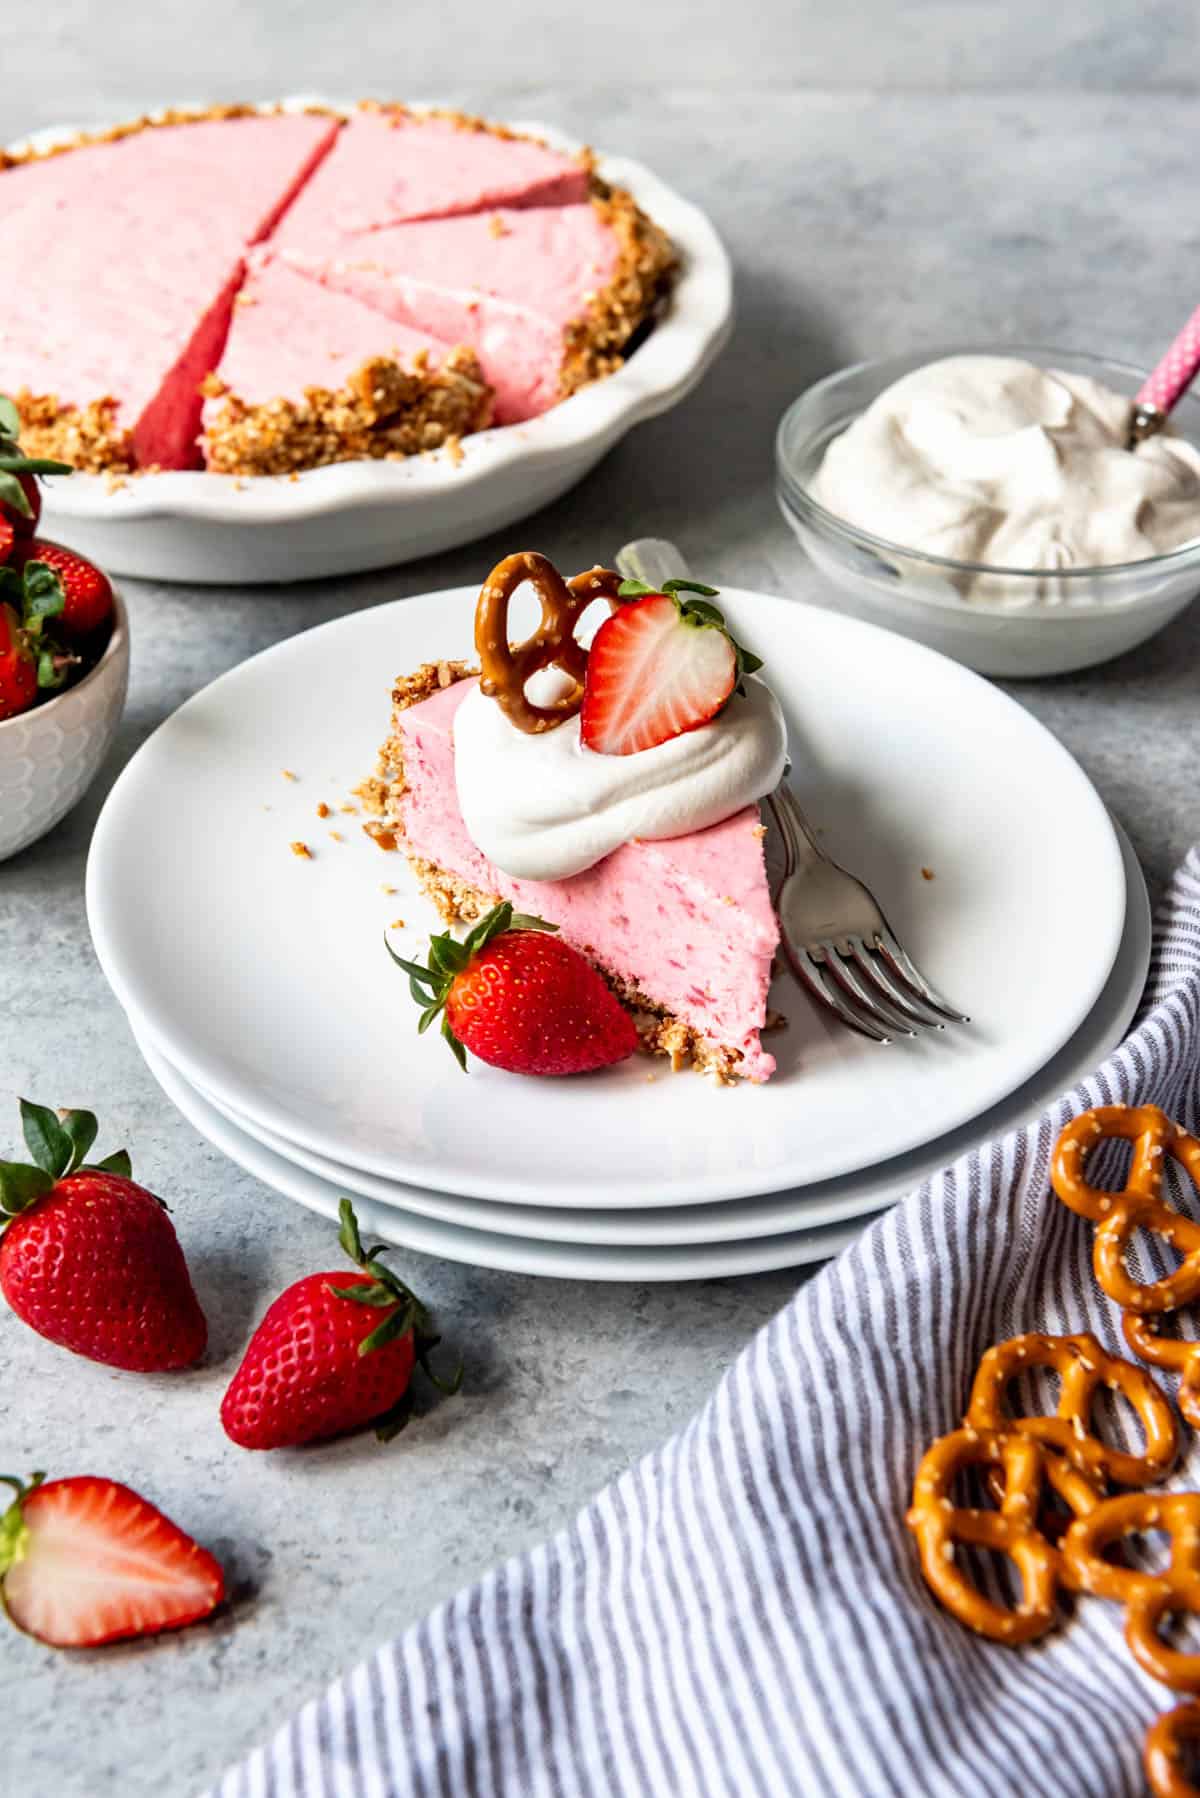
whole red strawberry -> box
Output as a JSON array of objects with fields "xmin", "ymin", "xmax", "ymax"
[
  {"xmin": 580, "ymin": 576, "xmax": 763, "ymax": 757},
  {"xmin": 0, "ymin": 601, "xmax": 37, "ymax": 721},
  {"xmin": 16, "ymin": 540, "xmax": 113, "ymax": 642},
  {"xmin": 0, "ymin": 517, "xmax": 14, "ymax": 566},
  {"xmin": 221, "ymin": 1200, "xmax": 461, "ymax": 1449},
  {"xmin": 0, "ymin": 395, "xmax": 71, "ymax": 539},
  {"xmin": 390, "ymin": 902, "xmax": 638, "ymax": 1075},
  {"xmin": 0, "ymin": 1100, "xmax": 206, "ymax": 1372},
  {"xmin": 0, "ymin": 1471, "xmax": 224, "ymax": 1648}
]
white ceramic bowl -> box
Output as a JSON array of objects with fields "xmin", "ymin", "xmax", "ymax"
[
  {"xmin": 776, "ymin": 346, "xmax": 1200, "ymax": 678},
  {"xmin": 13, "ymin": 100, "xmax": 733, "ymax": 586},
  {"xmin": 0, "ymin": 587, "xmax": 129, "ymax": 861}
]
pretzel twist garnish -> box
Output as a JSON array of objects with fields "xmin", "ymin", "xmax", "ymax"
[
  {"xmin": 906, "ymin": 1427, "xmax": 1099, "ymax": 1642},
  {"xmin": 475, "ymin": 551, "xmax": 624, "ymax": 734},
  {"xmin": 1146, "ymin": 1702, "xmax": 1200, "ymax": 1798},
  {"xmin": 967, "ymin": 1331, "xmax": 1178, "ymax": 1489},
  {"xmin": 1051, "ymin": 1106, "xmax": 1200, "ymax": 1314},
  {"xmin": 1125, "ymin": 1314, "xmax": 1200, "ymax": 1433},
  {"xmin": 1064, "ymin": 1493, "xmax": 1200, "ymax": 1691}
]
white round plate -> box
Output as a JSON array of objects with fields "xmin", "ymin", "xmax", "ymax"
[
  {"xmin": 19, "ymin": 99, "xmax": 732, "ymax": 585},
  {"xmin": 135, "ymin": 1029, "xmax": 863, "ymax": 1280},
  {"xmin": 87, "ymin": 582, "xmax": 1127, "ymax": 1209},
  {"xmin": 130, "ymin": 818, "xmax": 1149, "ymax": 1247}
]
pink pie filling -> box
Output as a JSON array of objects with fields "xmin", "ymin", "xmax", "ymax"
[
  {"xmin": 203, "ymin": 257, "xmax": 455, "ymax": 429},
  {"xmin": 396, "ymin": 681, "xmax": 780, "ymax": 1080},
  {"xmin": 273, "ymin": 110, "xmax": 588, "ymax": 241},
  {"xmin": 0, "ymin": 113, "xmax": 339, "ymax": 467},
  {"xmin": 280, "ymin": 204, "xmax": 619, "ymax": 423},
  {"xmin": 275, "ymin": 257, "xmax": 562, "ymax": 422}
]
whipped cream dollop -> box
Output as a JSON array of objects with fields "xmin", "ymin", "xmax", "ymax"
[
  {"xmin": 453, "ymin": 668, "xmax": 788, "ymax": 881},
  {"xmin": 811, "ymin": 355, "xmax": 1200, "ymax": 582}
]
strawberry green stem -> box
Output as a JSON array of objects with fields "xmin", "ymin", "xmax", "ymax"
[
  {"xmin": 386, "ymin": 901, "xmax": 557, "ymax": 1071},
  {"xmin": 0, "ymin": 1473, "xmax": 45, "ymax": 1579},
  {"xmin": 328, "ymin": 1201, "xmax": 463, "ymax": 1438}
]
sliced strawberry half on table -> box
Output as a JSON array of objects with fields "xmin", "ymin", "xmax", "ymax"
[
  {"xmin": 580, "ymin": 577, "xmax": 763, "ymax": 757},
  {"xmin": 0, "ymin": 1472, "xmax": 225, "ymax": 1648}
]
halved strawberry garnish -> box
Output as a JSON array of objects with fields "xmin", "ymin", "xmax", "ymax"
[
  {"xmin": 580, "ymin": 578, "xmax": 763, "ymax": 757},
  {"xmin": 0, "ymin": 1471, "xmax": 224, "ymax": 1648}
]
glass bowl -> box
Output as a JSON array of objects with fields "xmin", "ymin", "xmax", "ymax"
[{"xmin": 776, "ymin": 345, "xmax": 1200, "ymax": 677}]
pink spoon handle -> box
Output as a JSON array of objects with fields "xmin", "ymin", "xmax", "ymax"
[{"xmin": 1135, "ymin": 302, "xmax": 1200, "ymax": 415}]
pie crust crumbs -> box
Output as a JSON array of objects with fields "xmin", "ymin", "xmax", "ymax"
[
  {"xmin": 370, "ymin": 660, "xmax": 751, "ymax": 1084},
  {"xmin": 559, "ymin": 180, "xmax": 677, "ymax": 397},
  {"xmin": 14, "ymin": 392, "xmax": 135, "ymax": 475},
  {"xmin": 201, "ymin": 348, "xmax": 493, "ymax": 477}
]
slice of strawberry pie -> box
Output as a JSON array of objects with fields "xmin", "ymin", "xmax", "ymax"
[
  {"xmin": 367, "ymin": 553, "xmax": 787, "ymax": 1081},
  {"xmin": 201, "ymin": 258, "xmax": 493, "ymax": 475}
]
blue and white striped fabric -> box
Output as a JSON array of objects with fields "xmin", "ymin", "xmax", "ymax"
[{"xmin": 212, "ymin": 850, "xmax": 1200, "ymax": 1798}]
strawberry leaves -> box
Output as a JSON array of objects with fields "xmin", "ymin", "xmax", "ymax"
[
  {"xmin": 386, "ymin": 901, "xmax": 558, "ymax": 1071},
  {"xmin": 0, "ymin": 1101, "xmax": 133, "ymax": 1220},
  {"xmin": 615, "ymin": 576, "xmax": 764, "ymax": 697},
  {"xmin": 329, "ymin": 1200, "xmax": 462, "ymax": 1438},
  {"xmin": 0, "ymin": 1473, "xmax": 43, "ymax": 1577},
  {"xmin": 0, "ymin": 562, "xmax": 76, "ymax": 691},
  {"xmin": 0, "ymin": 392, "xmax": 70, "ymax": 520},
  {"xmin": 0, "ymin": 473, "xmax": 33, "ymax": 521},
  {"xmin": 0, "ymin": 1164, "xmax": 53, "ymax": 1218}
]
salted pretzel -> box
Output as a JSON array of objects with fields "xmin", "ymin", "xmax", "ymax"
[
  {"xmin": 906, "ymin": 1426, "xmax": 1100, "ymax": 1642},
  {"xmin": 475, "ymin": 551, "xmax": 625, "ymax": 734},
  {"xmin": 1146, "ymin": 1702, "xmax": 1200, "ymax": 1798},
  {"xmin": 1051, "ymin": 1106, "xmax": 1200, "ymax": 1314},
  {"xmin": 1063, "ymin": 1492, "xmax": 1200, "ymax": 1691},
  {"xmin": 1125, "ymin": 1314, "xmax": 1200, "ymax": 1433},
  {"xmin": 966, "ymin": 1332, "xmax": 1178, "ymax": 1490}
]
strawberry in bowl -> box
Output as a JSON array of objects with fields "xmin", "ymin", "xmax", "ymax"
[{"xmin": 0, "ymin": 395, "xmax": 129, "ymax": 861}]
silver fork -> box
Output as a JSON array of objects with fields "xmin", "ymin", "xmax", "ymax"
[{"xmin": 615, "ymin": 538, "xmax": 968, "ymax": 1045}]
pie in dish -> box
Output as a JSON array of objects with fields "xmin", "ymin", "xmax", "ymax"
[
  {"xmin": 1, "ymin": 104, "xmax": 676, "ymax": 476},
  {"xmin": 364, "ymin": 553, "xmax": 788, "ymax": 1082}
]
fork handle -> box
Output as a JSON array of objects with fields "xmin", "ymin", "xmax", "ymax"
[
  {"xmin": 614, "ymin": 536, "xmax": 691, "ymax": 591},
  {"xmin": 770, "ymin": 779, "xmax": 832, "ymax": 873}
]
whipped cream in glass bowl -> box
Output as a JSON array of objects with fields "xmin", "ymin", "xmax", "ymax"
[{"xmin": 777, "ymin": 346, "xmax": 1200, "ymax": 677}]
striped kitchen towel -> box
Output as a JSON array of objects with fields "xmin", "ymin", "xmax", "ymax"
[{"xmin": 212, "ymin": 849, "xmax": 1200, "ymax": 1798}]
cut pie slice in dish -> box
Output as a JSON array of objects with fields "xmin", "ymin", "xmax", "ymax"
[
  {"xmin": 2, "ymin": 112, "xmax": 339, "ymax": 471},
  {"xmin": 368, "ymin": 666, "xmax": 781, "ymax": 1082},
  {"xmin": 1, "ymin": 103, "xmax": 676, "ymax": 470},
  {"xmin": 269, "ymin": 106, "xmax": 591, "ymax": 239},
  {"xmin": 279, "ymin": 192, "xmax": 673, "ymax": 424},
  {"xmin": 202, "ymin": 259, "xmax": 492, "ymax": 475}
]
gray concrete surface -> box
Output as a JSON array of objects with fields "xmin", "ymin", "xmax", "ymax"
[{"xmin": 4, "ymin": 7, "xmax": 1200, "ymax": 1794}]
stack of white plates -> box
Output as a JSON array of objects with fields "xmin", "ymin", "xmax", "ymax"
[{"xmin": 86, "ymin": 585, "xmax": 1147, "ymax": 1281}]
